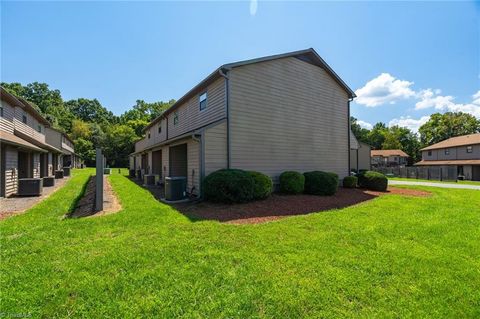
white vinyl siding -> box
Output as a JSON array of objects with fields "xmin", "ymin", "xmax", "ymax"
[{"xmin": 229, "ymin": 57, "xmax": 350, "ymax": 183}]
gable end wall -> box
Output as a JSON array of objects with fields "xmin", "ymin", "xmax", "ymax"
[{"xmin": 229, "ymin": 57, "xmax": 350, "ymax": 183}]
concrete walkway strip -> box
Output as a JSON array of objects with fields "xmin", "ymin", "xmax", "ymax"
[{"xmin": 389, "ymin": 180, "xmax": 480, "ymax": 190}]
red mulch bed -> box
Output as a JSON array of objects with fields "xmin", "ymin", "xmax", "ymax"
[{"xmin": 172, "ymin": 187, "xmax": 431, "ymax": 224}]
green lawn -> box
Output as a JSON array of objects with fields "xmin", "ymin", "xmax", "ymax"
[
  {"xmin": 1, "ymin": 169, "xmax": 479, "ymax": 318},
  {"xmin": 388, "ymin": 176, "xmax": 480, "ymax": 186}
]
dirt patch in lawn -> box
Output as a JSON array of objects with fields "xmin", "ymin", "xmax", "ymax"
[
  {"xmin": 173, "ymin": 187, "xmax": 431, "ymax": 224},
  {"xmin": 67, "ymin": 175, "xmax": 121, "ymax": 218}
]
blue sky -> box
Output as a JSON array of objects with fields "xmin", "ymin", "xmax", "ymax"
[{"xmin": 1, "ymin": 1, "xmax": 479, "ymax": 131}]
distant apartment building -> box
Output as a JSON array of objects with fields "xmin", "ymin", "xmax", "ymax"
[
  {"xmin": 371, "ymin": 149, "xmax": 409, "ymax": 168},
  {"xmin": 415, "ymin": 133, "xmax": 480, "ymax": 181}
]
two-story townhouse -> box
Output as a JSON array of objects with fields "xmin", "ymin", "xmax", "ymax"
[
  {"xmin": 45, "ymin": 127, "xmax": 78, "ymax": 171},
  {"xmin": 415, "ymin": 133, "xmax": 480, "ymax": 181},
  {"xmin": 371, "ymin": 150, "xmax": 409, "ymax": 168},
  {"xmin": 1, "ymin": 88, "xmax": 47, "ymax": 197},
  {"xmin": 130, "ymin": 48, "xmax": 356, "ymax": 197},
  {"xmin": 1, "ymin": 87, "xmax": 76, "ymax": 197}
]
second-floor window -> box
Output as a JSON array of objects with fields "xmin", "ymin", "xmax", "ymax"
[
  {"xmin": 0, "ymin": 106, "xmax": 3, "ymax": 117},
  {"xmin": 173, "ymin": 112, "xmax": 179, "ymax": 125},
  {"xmin": 428, "ymin": 151, "xmax": 432, "ymax": 156},
  {"xmin": 199, "ymin": 92, "xmax": 207, "ymax": 111},
  {"xmin": 158, "ymin": 125, "xmax": 162, "ymax": 134},
  {"xmin": 467, "ymin": 146, "xmax": 473, "ymax": 153},
  {"xmin": 148, "ymin": 132, "xmax": 151, "ymax": 139},
  {"xmin": 445, "ymin": 148, "xmax": 450, "ymax": 155},
  {"xmin": 37, "ymin": 125, "xmax": 42, "ymax": 133},
  {"xmin": 22, "ymin": 113, "xmax": 27, "ymax": 124}
]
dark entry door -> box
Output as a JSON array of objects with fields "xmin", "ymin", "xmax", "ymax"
[
  {"xmin": 472, "ymin": 166, "xmax": 480, "ymax": 181},
  {"xmin": 152, "ymin": 150, "xmax": 162, "ymax": 175},
  {"xmin": 169, "ymin": 144, "xmax": 187, "ymax": 177},
  {"xmin": 40, "ymin": 153, "xmax": 47, "ymax": 177},
  {"xmin": 141, "ymin": 154, "xmax": 148, "ymax": 171},
  {"xmin": 18, "ymin": 151, "xmax": 30, "ymax": 178}
]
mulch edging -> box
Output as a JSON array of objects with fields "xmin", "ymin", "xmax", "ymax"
[{"xmin": 173, "ymin": 187, "xmax": 431, "ymax": 225}]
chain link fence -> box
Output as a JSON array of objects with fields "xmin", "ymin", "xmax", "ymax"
[{"xmin": 373, "ymin": 166, "xmax": 458, "ymax": 182}]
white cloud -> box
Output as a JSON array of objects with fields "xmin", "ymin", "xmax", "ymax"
[
  {"xmin": 472, "ymin": 90, "xmax": 480, "ymax": 105},
  {"xmin": 357, "ymin": 120, "xmax": 373, "ymax": 130},
  {"xmin": 250, "ymin": 0, "xmax": 258, "ymax": 16},
  {"xmin": 415, "ymin": 88, "xmax": 480, "ymax": 117},
  {"xmin": 354, "ymin": 73, "xmax": 415, "ymax": 107},
  {"xmin": 388, "ymin": 115, "xmax": 430, "ymax": 133}
]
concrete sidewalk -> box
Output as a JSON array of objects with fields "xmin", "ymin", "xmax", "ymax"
[{"xmin": 389, "ymin": 180, "xmax": 480, "ymax": 190}]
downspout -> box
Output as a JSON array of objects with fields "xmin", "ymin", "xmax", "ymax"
[
  {"xmin": 219, "ymin": 68, "xmax": 231, "ymax": 169},
  {"xmin": 347, "ymin": 98, "xmax": 352, "ymax": 176},
  {"xmin": 191, "ymin": 133, "xmax": 203, "ymax": 198}
]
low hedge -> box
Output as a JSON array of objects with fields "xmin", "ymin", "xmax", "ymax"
[
  {"xmin": 279, "ymin": 171, "xmax": 305, "ymax": 194},
  {"xmin": 248, "ymin": 171, "xmax": 273, "ymax": 200},
  {"xmin": 203, "ymin": 169, "xmax": 255, "ymax": 203},
  {"xmin": 358, "ymin": 171, "xmax": 388, "ymax": 191},
  {"xmin": 343, "ymin": 176, "xmax": 358, "ymax": 188},
  {"xmin": 303, "ymin": 171, "xmax": 339, "ymax": 195}
]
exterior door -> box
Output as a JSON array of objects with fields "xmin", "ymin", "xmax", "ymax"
[
  {"xmin": 152, "ymin": 150, "xmax": 162, "ymax": 175},
  {"xmin": 472, "ymin": 166, "xmax": 480, "ymax": 181},
  {"xmin": 141, "ymin": 154, "xmax": 148, "ymax": 172},
  {"xmin": 169, "ymin": 144, "xmax": 187, "ymax": 177},
  {"xmin": 40, "ymin": 153, "xmax": 47, "ymax": 177},
  {"xmin": 18, "ymin": 151, "xmax": 30, "ymax": 178}
]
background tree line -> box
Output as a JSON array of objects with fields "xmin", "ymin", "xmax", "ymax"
[
  {"xmin": 1, "ymin": 82, "xmax": 174, "ymax": 167},
  {"xmin": 351, "ymin": 112, "xmax": 480, "ymax": 163}
]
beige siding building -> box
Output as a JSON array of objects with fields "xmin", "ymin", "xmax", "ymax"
[
  {"xmin": 350, "ymin": 134, "xmax": 371, "ymax": 171},
  {"xmin": 130, "ymin": 48, "xmax": 355, "ymax": 197},
  {"xmin": 415, "ymin": 133, "xmax": 480, "ymax": 181},
  {"xmin": 1, "ymin": 87, "xmax": 77, "ymax": 197}
]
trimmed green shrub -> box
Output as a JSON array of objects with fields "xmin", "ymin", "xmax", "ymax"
[
  {"xmin": 279, "ymin": 171, "xmax": 305, "ymax": 194},
  {"xmin": 343, "ymin": 176, "xmax": 358, "ymax": 188},
  {"xmin": 303, "ymin": 171, "xmax": 339, "ymax": 196},
  {"xmin": 248, "ymin": 171, "xmax": 273, "ymax": 200},
  {"xmin": 358, "ymin": 171, "xmax": 388, "ymax": 191},
  {"xmin": 203, "ymin": 169, "xmax": 255, "ymax": 203}
]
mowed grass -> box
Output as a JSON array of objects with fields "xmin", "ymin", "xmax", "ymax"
[
  {"xmin": 1, "ymin": 169, "xmax": 479, "ymax": 318},
  {"xmin": 388, "ymin": 176, "xmax": 480, "ymax": 186}
]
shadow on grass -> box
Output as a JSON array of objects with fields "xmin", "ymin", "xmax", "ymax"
[{"xmin": 65, "ymin": 175, "xmax": 93, "ymax": 218}]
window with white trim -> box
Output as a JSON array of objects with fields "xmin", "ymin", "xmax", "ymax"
[
  {"xmin": 467, "ymin": 146, "xmax": 473, "ymax": 153},
  {"xmin": 199, "ymin": 92, "xmax": 207, "ymax": 111}
]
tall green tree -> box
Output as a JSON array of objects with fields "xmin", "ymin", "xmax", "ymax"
[
  {"xmin": 367, "ymin": 123, "xmax": 388, "ymax": 150},
  {"xmin": 65, "ymin": 98, "xmax": 116, "ymax": 125},
  {"xmin": 418, "ymin": 112, "xmax": 480, "ymax": 147},
  {"xmin": 350, "ymin": 116, "xmax": 370, "ymax": 144},
  {"xmin": 102, "ymin": 124, "xmax": 138, "ymax": 167}
]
